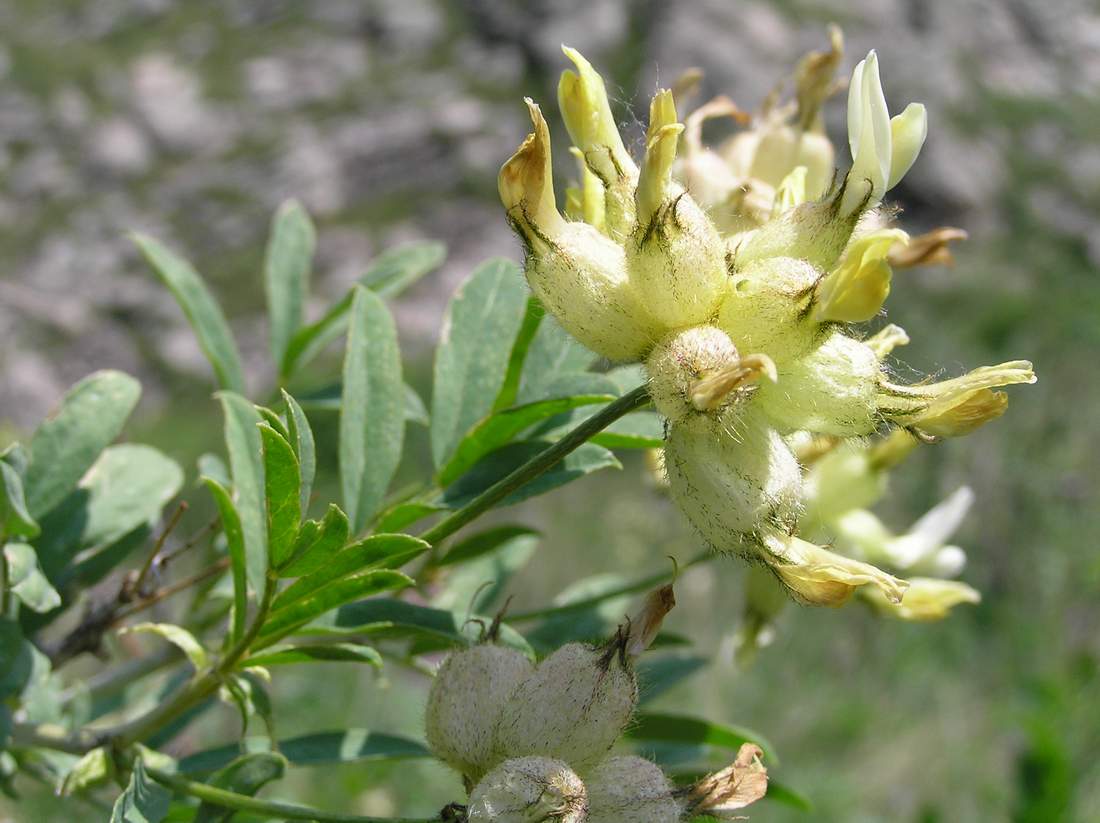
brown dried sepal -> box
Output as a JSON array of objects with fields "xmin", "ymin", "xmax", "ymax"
[{"xmin": 680, "ymin": 743, "xmax": 768, "ymax": 819}]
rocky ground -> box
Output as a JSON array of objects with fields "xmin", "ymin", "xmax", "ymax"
[{"xmin": 1, "ymin": 0, "xmax": 1096, "ymax": 427}]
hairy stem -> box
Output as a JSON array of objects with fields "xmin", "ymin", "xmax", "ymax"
[
  {"xmin": 419, "ymin": 385, "xmax": 651, "ymax": 547},
  {"xmin": 146, "ymin": 766, "xmax": 442, "ymax": 822}
]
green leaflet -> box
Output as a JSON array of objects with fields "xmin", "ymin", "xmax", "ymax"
[
  {"xmin": 340, "ymin": 286, "xmax": 404, "ymax": 534},
  {"xmin": 430, "ymin": 258, "xmax": 529, "ymax": 468},
  {"xmin": 264, "ymin": 199, "xmax": 315, "ymax": 371},
  {"xmin": 23, "ymin": 370, "xmax": 141, "ymax": 518},
  {"xmin": 217, "ymin": 393, "xmax": 267, "ymax": 599},
  {"xmin": 259, "ymin": 423, "xmax": 301, "ymax": 569},
  {"xmin": 133, "ymin": 233, "xmax": 245, "ymax": 392}
]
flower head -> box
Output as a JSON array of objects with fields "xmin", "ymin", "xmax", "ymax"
[{"xmin": 500, "ymin": 37, "xmax": 1034, "ymax": 610}]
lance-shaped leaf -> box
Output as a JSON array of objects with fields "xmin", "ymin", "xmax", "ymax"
[
  {"xmin": 34, "ymin": 444, "xmax": 183, "ymax": 581},
  {"xmin": 312, "ymin": 598, "xmax": 533, "ymax": 659},
  {"xmin": 430, "ymin": 259, "xmax": 529, "ymax": 468},
  {"xmin": 256, "ymin": 570, "xmax": 413, "ymax": 644},
  {"xmin": 3, "ymin": 543, "xmax": 60, "ymax": 613},
  {"xmin": 133, "ymin": 233, "xmax": 245, "ymax": 392},
  {"xmin": 179, "ymin": 730, "xmax": 430, "ymax": 773},
  {"xmin": 265, "ymin": 200, "xmax": 315, "ymax": 372},
  {"xmin": 0, "ymin": 461, "xmax": 38, "ymax": 538},
  {"xmin": 493, "ymin": 295, "xmax": 545, "ymax": 411},
  {"xmin": 272, "ymin": 534, "xmax": 427, "ymax": 611},
  {"xmin": 441, "ymin": 441, "xmax": 621, "ymax": 510},
  {"xmin": 121, "ymin": 623, "xmax": 209, "ymax": 671},
  {"xmin": 517, "ymin": 316, "xmax": 596, "ymax": 404},
  {"xmin": 437, "ymin": 524, "xmax": 540, "ymax": 567},
  {"xmin": 281, "ymin": 241, "xmax": 445, "ymax": 377},
  {"xmin": 196, "ymin": 752, "xmax": 283, "ymax": 817},
  {"xmin": 340, "ymin": 286, "xmax": 404, "ymax": 534},
  {"xmin": 374, "ymin": 500, "xmax": 448, "ymax": 534},
  {"xmin": 23, "ymin": 370, "xmax": 140, "ymax": 518},
  {"xmin": 110, "ymin": 759, "xmax": 170, "ymax": 823},
  {"xmin": 203, "ymin": 478, "xmax": 248, "ymax": 644},
  {"xmin": 281, "ymin": 390, "xmax": 315, "ymax": 516},
  {"xmin": 217, "ymin": 393, "xmax": 267, "ymax": 598},
  {"xmin": 61, "ymin": 747, "xmax": 113, "ymax": 797},
  {"xmin": 277, "ymin": 503, "xmax": 350, "ymax": 578},
  {"xmin": 193, "ymin": 752, "xmax": 288, "ymax": 823},
  {"xmin": 296, "ymin": 382, "xmax": 430, "ymax": 428},
  {"xmin": 626, "ymin": 712, "xmax": 778, "ymax": 764},
  {"xmin": 259, "ymin": 423, "xmax": 300, "ymax": 569},
  {"xmin": 436, "ymin": 393, "xmax": 614, "ymax": 487},
  {"xmin": 241, "ymin": 643, "xmax": 382, "ymax": 668}
]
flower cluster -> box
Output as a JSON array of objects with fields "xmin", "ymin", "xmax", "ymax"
[
  {"xmin": 424, "ymin": 590, "xmax": 766, "ymax": 821},
  {"xmin": 499, "ymin": 34, "xmax": 1034, "ymax": 608}
]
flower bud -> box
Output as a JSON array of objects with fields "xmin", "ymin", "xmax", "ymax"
[
  {"xmin": 628, "ymin": 91, "xmax": 729, "ymax": 329},
  {"xmin": 861, "ymin": 577, "xmax": 980, "ymax": 621},
  {"xmin": 761, "ymin": 532, "xmax": 908, "ymax": 607},
  {"xmin": 731, "ymin": 197, "xmax": 859, "ymax": 274},
  {"xmin": 865, "ymin": 323, "xmax": 910, "ymax": 358},
  {"xmin": 812, "ymin": 228, "xmax": 908, "ymax": 323},
  {"xmin": 675, "ymin": 96, "xmax": 747, "ymax": 214},
  {"xmin": 586, "ymin": 756, "xmax": 680, "ymax": 823},
  {"xmin": 888, "ymin": 227, "xmax": 967, "ymax": 269},
  {"xmin": 495, "ymin": 641, "xmax": 638, "ymax": 770},
  {"xmin": 425, "ymin": 644, "xmax": 536, "ymax": 782},
  {"xmin": 735, "ymin": 564, "xmax": 788, "ymax": 667},
  {"xmin": 754, "ymin": 331, "xmax": 880, "ymax": 436},
  {"xmin": 802, "ymin": 441, "xmax": 888, "ymax": 528},
  {"xmin": 716, "ymin": 256, "xmax": 823, "ymax": 364},
  {"xmin": 646, "ymin": 326, "xmax": 775, "ymax": 425},
  {"xmin": 467, "ymin": 756, "xmax": 587, "ymax": 823},
  {"xmin": 840, "ymin": 51, "xmax": 927, "ymax": 216},
  {"xmin": 500, "ymin": 100, "xmax": 658, "ymax": 361},
  {"xmin": 662, "ymin": 410, "xmax": 803, "ymax": 550},
  {"xmin": 878, "ymin": 361, "xmax": 1035, "ymax": 438},
  {"xmin": 558, "ymin": 47, "xmax": 638, "ymax": 239}
]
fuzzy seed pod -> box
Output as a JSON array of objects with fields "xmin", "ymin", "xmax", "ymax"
[
  {"xmin": 585, "ymin": 756, "xmax": 680, "ymax": 823},
  {"xmin": 495, "ymin": 642, "xmax": 637, "ymax": 770},
  {"xmin": 499, "ymin": 100, "xmax": 658, "ymax": 361},
  {"xmin": 754, "ymin": 331, "xmax": 880, "ymax": 436},
  {"xmin": 627, "ymin": 190, "xmax": 729, "ymax": 330},
  {"xmin": 527, "ymin": 221, "xmax": 660, "ymax": 361},
  {"xmin": 646, "ymin": 326, "xmax": 739, "ymax": 425},
  {"xmin": 467, "ymin": 756, "xmax": 587, "ymax": 823},
  {"xmin": 627, "ymin": 90, "xmax": 729, "ymax": 329},
  {"xmin": 716, "ymin": 256, "xmax": 823, "ymax": 364},
  {"xmin": 662, "ymin": 410, "xmax": 803, "ymax": 552},
  {"xmin": 425, "ymin": 645, "xmax": 535, "ymax": 782},
  {"xmin": 731, "ymin": 198, "xmax": 860, "ymax": 275}
]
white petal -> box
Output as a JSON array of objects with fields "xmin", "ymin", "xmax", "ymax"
[{"xmin": 887, "ymin": 102, "xmax": 928, "ymax": 188}]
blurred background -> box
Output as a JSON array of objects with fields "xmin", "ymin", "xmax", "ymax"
[{"xmin": 2, "ymin": 1, "xmax": 1098, "ymax": 820}]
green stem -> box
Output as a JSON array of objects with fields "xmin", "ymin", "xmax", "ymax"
[
  {"xmin": 105, "ymin": 577, "xmax": 277, "ymax": 750},
  {"xmin": 419, "ymin": 385, "xmax": 651, "ymax": 547},
  {"xmin": 9, "ymin": 722, "xmax": 101, "ymax": 755},
  {"xmin": 146, "ymin": 766, "xmax": 442, "ymax": 822}
]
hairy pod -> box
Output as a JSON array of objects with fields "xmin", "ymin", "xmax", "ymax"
[
  {"xmin": 646, "ymin": 326, "xmax": 741, "ymax": 425},
  {"xmin": 627, "ymin": 191, "xmax": 729, "ymax": 330},
  {"xmin": 585, "ymin": 756, "xmax": 680, "ymax": 823},
  {"xmin": 525, "ymin": 222, "xmax": 658, "ymax": 361},
  {"xmin": 494, "ymin": 642, "xmax": 638, "ymax": 770},
  {"xmin": 716, "ymin": 256, "xmax": 823, "ymax": 365},
  {"xmin": 425, "ymin": 645, "xmax": 535, "ymax": 782},
  {"xmin": 466, "ymin": 756, "xmax": 587, "ymax": 823},
  {"xmin": 754, "ymin": 331, "xmax": 880, "ymax": 436},
  {"xmin": 662, "ymin": 410, "xmax": 802, "ymax": 552}
]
